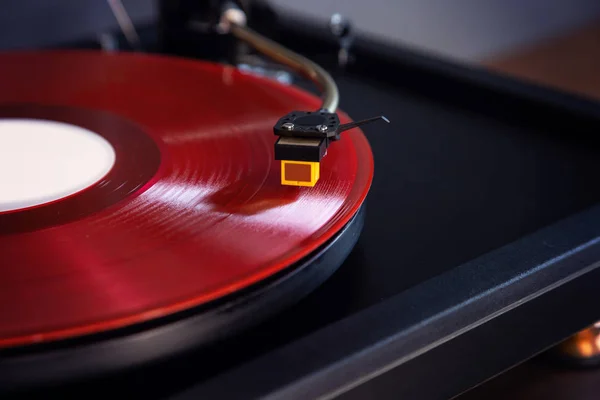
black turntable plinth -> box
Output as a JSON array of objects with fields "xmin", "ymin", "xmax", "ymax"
[{"xmin": 3, "ymin": 10, "xmax": 600, "ymax": 400}]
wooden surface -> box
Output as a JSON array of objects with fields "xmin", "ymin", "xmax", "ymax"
[
  {"xmin": 484, "ymin": 18, "xmax": 600, "ymax": 101},
  {"xmin": 458, "ymin": 356, "xmax": 600, "ymax": 400}
]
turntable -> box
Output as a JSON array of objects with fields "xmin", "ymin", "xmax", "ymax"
[{"xmin": 3, "ymin": 1, "xmax": 600, "ymax": 399}]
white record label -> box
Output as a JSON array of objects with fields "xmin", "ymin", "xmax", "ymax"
[{"xmin": 0, "ymin": 119, "xmax": 116, "ymax": 212}]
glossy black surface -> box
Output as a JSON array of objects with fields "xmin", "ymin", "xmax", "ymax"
[{"xmin": 173, "ymin": 20, "xmax": 600, "ymax": 399}]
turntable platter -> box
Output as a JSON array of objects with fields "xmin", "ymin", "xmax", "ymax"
[{"xmin": 0, "ymin": 51, "xmax": 373, "ymax": 349}]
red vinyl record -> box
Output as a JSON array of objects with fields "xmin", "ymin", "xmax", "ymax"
[{"xmin": 0, "ymin": 51, "xmax": 373, "ymax": 349}]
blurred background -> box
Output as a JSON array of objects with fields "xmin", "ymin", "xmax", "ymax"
[
  {"xmin": 4, "ymin": 1, "xmax": 600, "ymax": 398},
  {"xmin": 3, "ymin": 0, "xmax": 600, "ymax": 99},
  {"xmin": 2, "ymin": 0, "xmax": 600, "ymax": 62}
]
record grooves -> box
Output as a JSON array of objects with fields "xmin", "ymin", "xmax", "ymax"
[
  {"xmin": 0, "ymin": 206, "xmax": 365, "ymax": 390},
  {"xmin": 0, "ymin": 51, "xmax": 373, "ymax": 360}
]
